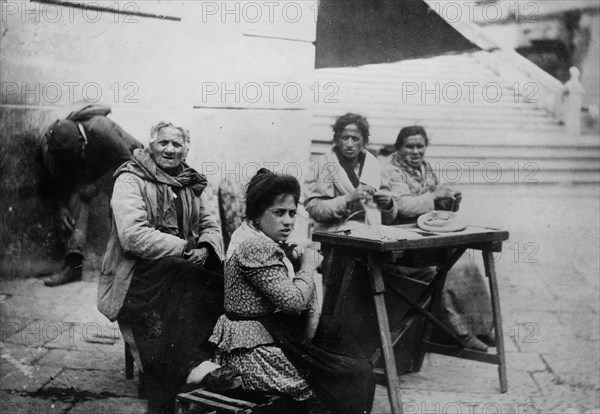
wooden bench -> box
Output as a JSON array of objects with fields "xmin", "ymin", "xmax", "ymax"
[{"xmin": 175, "ymin": 388, "xmax": 287, "ymax": 414}]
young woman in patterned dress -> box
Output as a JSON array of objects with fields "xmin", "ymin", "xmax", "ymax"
[{"xmin": 209, "ymin": 168, "xmax": 375, "ymax": 414}]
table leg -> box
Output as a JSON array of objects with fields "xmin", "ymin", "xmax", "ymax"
[
  {"xmin": 483, "ymin": 249, "xmax": 508, "ymax": 393},
  {"xmin": 368, "ymin": 257, "xmax": 403, "ymax": 414}
]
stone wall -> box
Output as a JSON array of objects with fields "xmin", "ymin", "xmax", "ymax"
[{"xmin": 0, "ymin": 1, "xmax": 316, "ymax": 277}]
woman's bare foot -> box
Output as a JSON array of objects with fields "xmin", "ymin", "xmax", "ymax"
[{"xmin": 186, "ymin": 361, "xmax": 221, "ymax": 384}]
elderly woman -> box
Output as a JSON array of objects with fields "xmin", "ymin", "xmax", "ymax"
[
  {"xmin": 303, "ymin": 113, "xmax": 396, "ymax": 230},
  {"xmin": 98, "ymin": 122, "xmax": 234, "ymax": 414},
  {"xmin": 384, "ymin": 125, "xmax": 494, "ymax": 350},
  {"xmin": 209, "ymin": 169, "xmax": 375, "ymax": 414}
]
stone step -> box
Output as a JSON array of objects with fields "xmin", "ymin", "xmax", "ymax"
[
  {"xmin": 318, "ymin": 95, "xmax": 552, "ymax": 108},
  {"xmin": 312, "ymin": 144, "xmax": 599, "ymax": 162},
  {"xmin": 418, "ymin": 145, "xmax": 600, "ymax": 160},
  {"xmin": 311, "ymin": 133, "xmax": 598, "ymax": 149},
  {"xmin": 315, "ymin": 96, "xmax": 558, "ymax": 109},
  {"xmin": 314, "ymin": 105, "xmax": 548, "ymax": 117},
  {"xmin": 316, "ymin": 73, "xmax": 503, "ymax": 83},
  {"xmin": 403, "ymin": 158, "xmax": 599, "ymax": 172},
  {"xmin": 317, "ymin": 73, "xmax": 506, "ymax": 85},
  {"xmin": 312, "ymin": 114, "xmax": 559, "ymax": 128},
  {"xmin": 310, "ymin": 122, "xmax": 565, "ymax": 138},
  {"xmin": 413, "ymin": 169, "xmax": 600, "ymax": 185}
]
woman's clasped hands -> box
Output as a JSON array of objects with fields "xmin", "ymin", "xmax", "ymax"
[{"xmin": 183, "ymin": 247, "xmax": 210, "ymax": 265}]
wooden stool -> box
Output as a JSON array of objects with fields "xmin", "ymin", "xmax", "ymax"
[{"xmin": 175, "ymin": 388, "xmax": 286, "ymax": 414}]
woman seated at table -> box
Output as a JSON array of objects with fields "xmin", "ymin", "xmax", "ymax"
[
  {"xmin": 383, "ymin": 125, "xmax": 495, "ymax": 350},
  {"xmin": 99, "ymin": 121, "xmax": 237, "ymax": 414},
  {"xmin": 303, "ymin": 112, "xmax": 397, "ymax": 231},
  {"xmin": 209, "ymin": 168, "xmax": 375, "ymax": 414}
]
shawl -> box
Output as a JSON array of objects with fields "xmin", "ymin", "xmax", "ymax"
[
  {"xmin": 333, "ymin": 147, "xmax": 365, "ymax": 188},
  {"xmin": 116, "ymin": 148, "xmax": 207, "ymax": 196},
  {"xmin": 390, "ymin": 151, "xmax": 439, "ymax": 195},
  {"xmin": 324, "ymin": 147, "xmax": 381, "ymax": 196}
]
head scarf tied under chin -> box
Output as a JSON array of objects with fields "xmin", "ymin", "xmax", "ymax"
[{"xmin": 116, "ymin": 148, "xmax": 207, "ymax": 196}]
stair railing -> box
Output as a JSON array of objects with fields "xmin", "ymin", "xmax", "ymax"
[{"xmin": 423, "ymin": 0, "xmax": 584, "ymax": 135}]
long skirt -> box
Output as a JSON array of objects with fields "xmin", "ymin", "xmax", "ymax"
[
  {"xmin": 216, "ymin": 313, "xmax": 375, "ymax": 414},
  {"xmin": 214, "ymin": 345, "xmax": 316, "ymax": 401},
  {"xmin": 118, "ymin": 256, "xmax": 224, "ymax": 414},
  {"xmin": 440, "ymin": 258, "xmax": 494, "ymax": 338}
]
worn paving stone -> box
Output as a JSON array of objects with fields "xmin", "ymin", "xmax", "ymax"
[
  {"xmin": 543, "ymin": 274, "xmax": 598, "ymax": 299},
  {"xmin": 0, "ymin": 364, "xmax": 62, "ymax": 393},
  {"xmin": 0, "ymin": 279, "xmax": 93, "ymax": 300},
  {"xmin": 0, "ymin": 280, "xmax": 97, "ymax": 324},
  {"xmin": 43, "ymin": 369, "xmax": 139, "ymax": 398},
  {"xmin": 0, "ymin": 293, "xmax": 84, "ymax": 322},
  {"xmin": 373, "ymin": 385, "xmax": 538, "ymax": 414},
  {"xmin": 68, "ymin": 397, "xmax": 146, "ymax": 414},
  {"xmin": 531, "ymin": 371, "xmax": 600, "ymax": 413},
  {"xmin": 399, "ymin": 364, "xmax": 540, "ymax": 396},
  {"xmin": 534, "ymin": 363, "xmax": 600, "ymax": 392},
  {"xmin": 502, "ymin": 262, "xmax": 569, "ymax": 288},
  {"xmin": 1, "ymin": 341, "xmax": 48, "ymax": 365},
  {"xmin": 541, "ymin": 352, "xmax": 600, "ymax": 387},
  {"xmin": 501, "ymin": 310, "xmax": 572, "ymax": 354},
  {"xmin": 63, "ymin": 301, "xmax": 116, "ymax": 326},
  {"xmin": 498, "ymin": 284, "xmax": 540, "ymax": 310},
  {"xmin": 422, "ymin": 351, "xmax": 545, "ymax": 373},
  {"xmin": 518, "ymin": 324, "xmax": 599, "ymax": 356},
  {"xmin": 1, "ymin": 318, "xmax": 38, "ymax": 342},
  {"xmin": 504, "ymin": 351, "xmax": 546, "ymax": 373},
  {"xmin": 0, "ymin": 390, "xmax": 71, "ymax": 414},
  {"xmin": 555, "ymin": 312, "xmax": 600, "ymax": 343},
  {"xmin": 3, "ymin": 318, "xmax": 121, "ymax": 356},
  {"xmin": 36, "ymin": 349, "xmax": 122, "ymax": 372},
  {"xmin": 0, "ymin": 279, "xmax": 41, "ymax": 295},
  {"xmin": 5, "ymin": 320, "xmax": 78, "ymax": 348},
  {"xmin": 503, "ymin": 288, "xmax": 590, "ymax": 313},
  {"xmin": 41, "ymin": 321, "xmax": 122, "ymax": 353}
]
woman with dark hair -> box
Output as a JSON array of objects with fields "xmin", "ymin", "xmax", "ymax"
[
  {"xmin": 209, "ymin": 168, "xmax": 375, "ymax": 414},
  {"xmin": 386, "ymin": 125, "xmax": 459, "ymax": 221},
  {"xmin": 383, "ymin": 125, "xmax": 495, "ymax": 351},
  {"xmin": 304, "ymin": 112, "xmax": 397, "ymax": 231}
]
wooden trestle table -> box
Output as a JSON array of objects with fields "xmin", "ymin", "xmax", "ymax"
[{"xmin": 312, "ymin": 223, "xmax": 509, "ymax": 414}]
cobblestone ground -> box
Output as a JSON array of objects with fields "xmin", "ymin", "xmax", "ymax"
[{"xmin": 1, "ymin": 185, "xmax": 599, "ymax": 414}]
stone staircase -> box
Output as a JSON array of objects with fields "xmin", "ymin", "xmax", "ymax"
[{"xmin": 310, "ymin": 51, "xmax": 600, "ymax": 185}]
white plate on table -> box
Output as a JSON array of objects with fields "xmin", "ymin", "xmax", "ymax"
[{"xmin": 417, "ymin": 211, "xmax": 468, "ymax": 233}]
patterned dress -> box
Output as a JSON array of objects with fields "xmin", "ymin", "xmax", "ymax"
[{"xmin": 209, "ymin": 224, "xmax": 317, "ymax": 400}]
